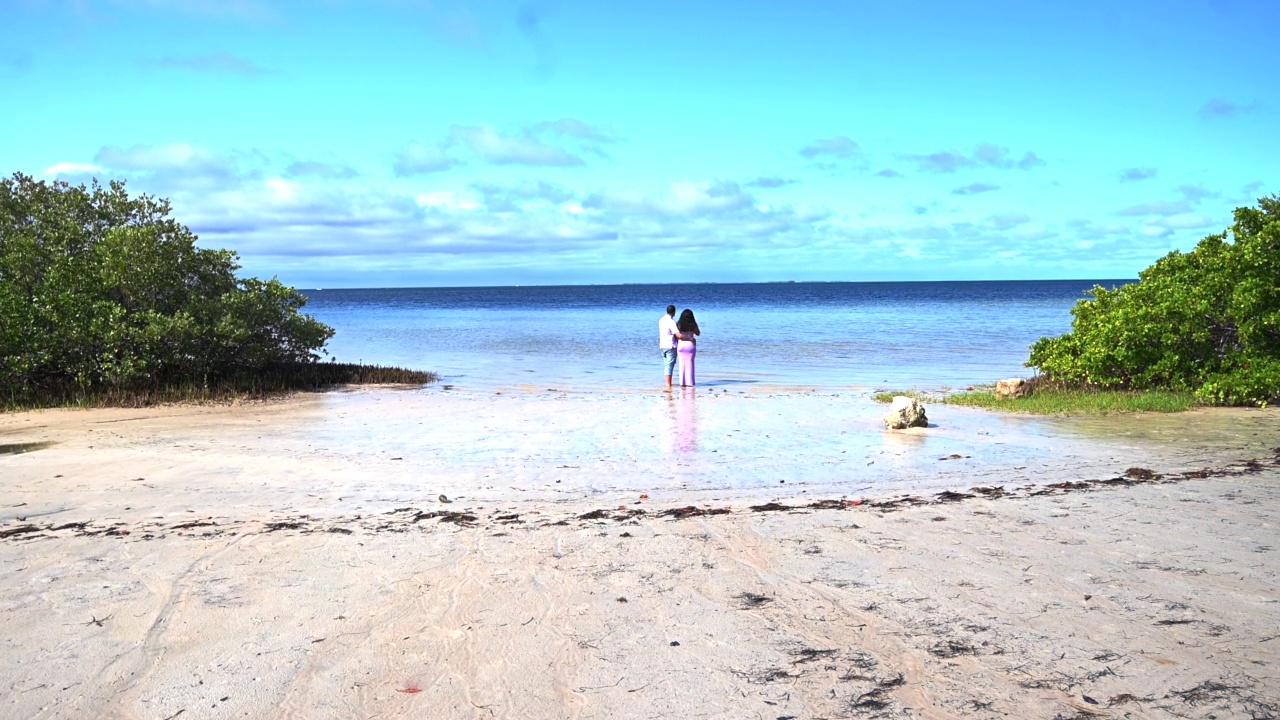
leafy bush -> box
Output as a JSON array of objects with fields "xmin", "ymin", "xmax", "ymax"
[
  {"xmin": 0, "ymin": 172, "xmax": 336, "ymax": 404},
  {"xmin": 1028, "ymin": 195, "xmax": 1280, "ymax": 406}
]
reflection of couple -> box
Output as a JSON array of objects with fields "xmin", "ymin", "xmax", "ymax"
[{"xmin": 659, "ymin": 304, "xmax": 701, "ymax": 388}]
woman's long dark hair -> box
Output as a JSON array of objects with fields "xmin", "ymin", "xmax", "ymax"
[{"xmin": 676, "ymin": 309, "xmax": 699, "ymax": 334}]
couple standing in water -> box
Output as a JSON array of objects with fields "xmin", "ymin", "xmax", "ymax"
[{"xmin": 659, "ymin": 304, "xmax": 701, "ymax": 388}]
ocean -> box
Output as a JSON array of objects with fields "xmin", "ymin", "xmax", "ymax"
[{"xmin": 300, "ymin": 280, "xmax": 1127, "ymax": 391}]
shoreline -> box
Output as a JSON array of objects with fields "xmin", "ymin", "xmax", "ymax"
[
  {"xmin": 2, "ymin": 388, "xmax": 1278, "ymax": 718},
  {"xmin": 4, "ymin": 445, "xmax": 1277, "ymax": 544}
]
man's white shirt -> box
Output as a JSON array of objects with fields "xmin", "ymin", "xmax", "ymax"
[{"xmin": 659, "ymin": 314, "xmax": 679, "ymax": 349}]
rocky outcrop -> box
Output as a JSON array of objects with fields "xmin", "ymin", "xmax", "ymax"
[
  {"xmin": 882, "ymin": 396, "xmax": 928, "ymax": 429},
  {"xmin": 996, "ymin": 378, "xmax": 1029, "ymax": 399}
]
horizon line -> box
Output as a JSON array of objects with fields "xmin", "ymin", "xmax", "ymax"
[{"xmin": 295, "ymin": 277, "xmax": 1137, "ymax": 292}]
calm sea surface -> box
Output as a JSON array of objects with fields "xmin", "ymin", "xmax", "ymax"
[{"xmin": 300, "ymin": 281, "xmax": 1127, "ymax": 391}]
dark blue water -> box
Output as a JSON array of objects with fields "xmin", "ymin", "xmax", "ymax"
[{"xmin": 300, "ymin": 281, "xmax": 1127, "ymax": 390}]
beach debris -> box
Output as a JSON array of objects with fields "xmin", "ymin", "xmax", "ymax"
[
  {"xmin": 748, "ymin": 502, "xmax": 793, "ymax": 512},
  {"xmin": 928, "ymin": 639, "xmax": 977, "ymax": 658},
  {"xmin": 425, "ymin": 511, "xmax": 476, "ymax": 526},
  {"xmin": 616, "ymin": 596, "xmax": 628, "ymax": 603},
  {"xmin": 850, "ymin": 687, "xmax": 892, "ymax": 712},
  {"xmin": 438, "ymin": 494, "xmax": 451, "ymax": 503},
  {"xmin": 882, "ymin": 396, "xmax": 928, "ymax": 429},
  {"xmin": 263, "ymin": 521, "xmax": 306, "ymax": 532},
  {"xmin": 1124, "ymin": 467, "xmax": 1157, "ymax": 480},
  {"xmin": 51, "ymin": 521, "xmax": 91, "ymax": 531},
  {"xmin": 731, "ymin": 667, "xmax": 797, "ymax": 684},
  {"xmin": 735, "ymin": 592, "xmax": 774, "ymax": 608},
  {"xmin": 171, "ymin": 520, "xmax": 217, "ymax": 530},
  {"xmin": 669, "ymin": 640, "xmax": 680, "ymax": 646},
  {"xmin": 869, "ymin": 495, "xmax": 927, "ymax": 511},
  {"xmin": 790, "ymin": 648, "xmax": 837, "ymax": 664},
  {"xmin": 804, "ymin": 498, "xmax": 859, "ymax": 510},
  {"xmin": 0, "ymin": 441, "xmax": 58, "ymax": 455},
  {"xmin": 0, "ymin": 524, "xmax": 41, "ymax": 539},
  {"xmin": 935, "ymin": 490, "xmax": 974, "ymax": 502},
  {"xmin": 553, "ymin": 537, "xmax": 564, "ymax": 558},
  {"xmin": 659, "ymin": 505, "xmax": 729, "ymax": 519},
  {"xmin": 996, "ymin": 377, "xmax": 1029, "ymax": 398},
  {"xmin": 840, "ymin": 651, "xmax": 879, "ymax": 675}
]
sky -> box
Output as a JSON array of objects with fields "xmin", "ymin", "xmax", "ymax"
[{"xmin": 2, "ymin": 0, "xmax": 1276, "ymax": 288}]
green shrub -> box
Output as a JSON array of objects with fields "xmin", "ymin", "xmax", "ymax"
[
  {"xmin": 0, "ymin": 172, "xmax": 337, "ymax": 404},
  {"xmin": 1028, "ymin": 196, "xmax": 1280, "ymax": 406}
]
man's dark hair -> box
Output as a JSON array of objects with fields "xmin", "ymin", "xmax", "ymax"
[{"xmin": 666, "ymin": 305, "xmax": 676, "ymax": 316}]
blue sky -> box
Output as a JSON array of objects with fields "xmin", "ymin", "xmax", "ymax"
[{"xmin": 3, "ymin": 0, "xmax": 1275, "ymax": 287}]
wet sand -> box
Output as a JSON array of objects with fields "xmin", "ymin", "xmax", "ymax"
[{"xmin": 1, "ymin": 387, "xmax": 1278, "ymax": 719}]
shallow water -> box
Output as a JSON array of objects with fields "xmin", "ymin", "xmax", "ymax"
[
  {"xmin": 2, "ymin": 387, "xmax": 1276, "ymax": 522},
  {"xmin": 302, "ymin": 281, "xmax": 1125, "ymax": 391}
]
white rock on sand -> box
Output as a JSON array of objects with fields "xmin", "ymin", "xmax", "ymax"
[
  {"xmin": 1, "ymin": 388, "xmax": 1278, "ymax": 719},
  {"xmin": 882, "ymin": 395, "xmax": 929, "ymax": 429},
  {"xmin": 996, "ymin": 377, "xmax": 1029, "ymax": 398}
]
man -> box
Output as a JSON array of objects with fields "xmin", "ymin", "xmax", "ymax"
[{"xmin": 659, "ymin": 304, "xmax": 680, "ymax": 389}]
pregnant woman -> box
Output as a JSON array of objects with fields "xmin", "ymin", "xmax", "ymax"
[{"xmin": 675, "ymin": 308, "xmax": 701, "ymax": 386}]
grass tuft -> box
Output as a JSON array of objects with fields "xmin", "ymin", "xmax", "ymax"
[
  {"xmin": 871, "ymin": 389, "xmax": 948, "ymax": 404},
  {"xmin": 873, "ymin": 377, "xmax": 1199, "ymax": 415},
  {"xmin": 2, "ymin": 362, "xmax": 436, "ymax": 412},
  {"xmin": 944, "ymin": 387, "xmax": 1198, "ymax": 414}
]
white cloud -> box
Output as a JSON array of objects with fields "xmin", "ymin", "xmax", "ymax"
[
  {"xmin": 449, "ymin": 124, "xmax": 583, "ymax": 167},
  {"xmin": 95, "ymin": 142, "xmax": 219, "ymax": 171},
  {"xmin": 1154, "ymin": 213, "xmax": 1213, "ymax": 230},
  {"xmin": 799, "ymin": 136, "xmax": 860, "ymax": 160},
  {"xmin": 42, "ymin": 162, "xmax": 103, "ymax": 176},
  {"xmin": 393, "ymin": 142, "xmax": 459, "ymax": 176}
]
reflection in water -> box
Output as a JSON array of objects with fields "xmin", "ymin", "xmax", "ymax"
[
  {"xmin": 676, "ymin": 387, "xmax": 698, "ymax": 452},
  {"xmin": 881, "ymin": 428, "xmax": 929, "ymax": 451}
]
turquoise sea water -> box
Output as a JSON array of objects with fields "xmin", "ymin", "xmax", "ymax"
[{"xmin": 301, "ymin": 281, "xmax": 1127, "ymax": 391}]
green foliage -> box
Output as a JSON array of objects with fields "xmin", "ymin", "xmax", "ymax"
[
  {"xmin": 0, "ymin": 172, "xmax": 339, "ymax": 406},
  {"xmin": 1028, "ymin": 196, "xmax": 1280, "ymax": 406},
  {"xmin": 2, "ymin": 363, "xmax": 437, "ymax": 411}
]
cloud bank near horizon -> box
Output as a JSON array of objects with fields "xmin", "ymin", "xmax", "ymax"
[{"xmin": 10, "ymin": 0, "xmax": 1278, "ymax": 285}]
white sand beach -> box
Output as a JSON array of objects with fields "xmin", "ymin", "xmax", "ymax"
[{"xmin": 2, "ymin": 387, "xmax": 1278, "ymax": 719}]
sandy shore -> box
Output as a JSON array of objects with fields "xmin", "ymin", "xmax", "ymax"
[{"xmin": 2, "ymin": 387, "xmax": 1278, "ymax": 719}]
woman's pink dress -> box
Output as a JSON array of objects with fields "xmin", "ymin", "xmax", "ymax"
[{"xmin": 677, "ymin": 338, "xmax": 696, "ymax": 386}]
